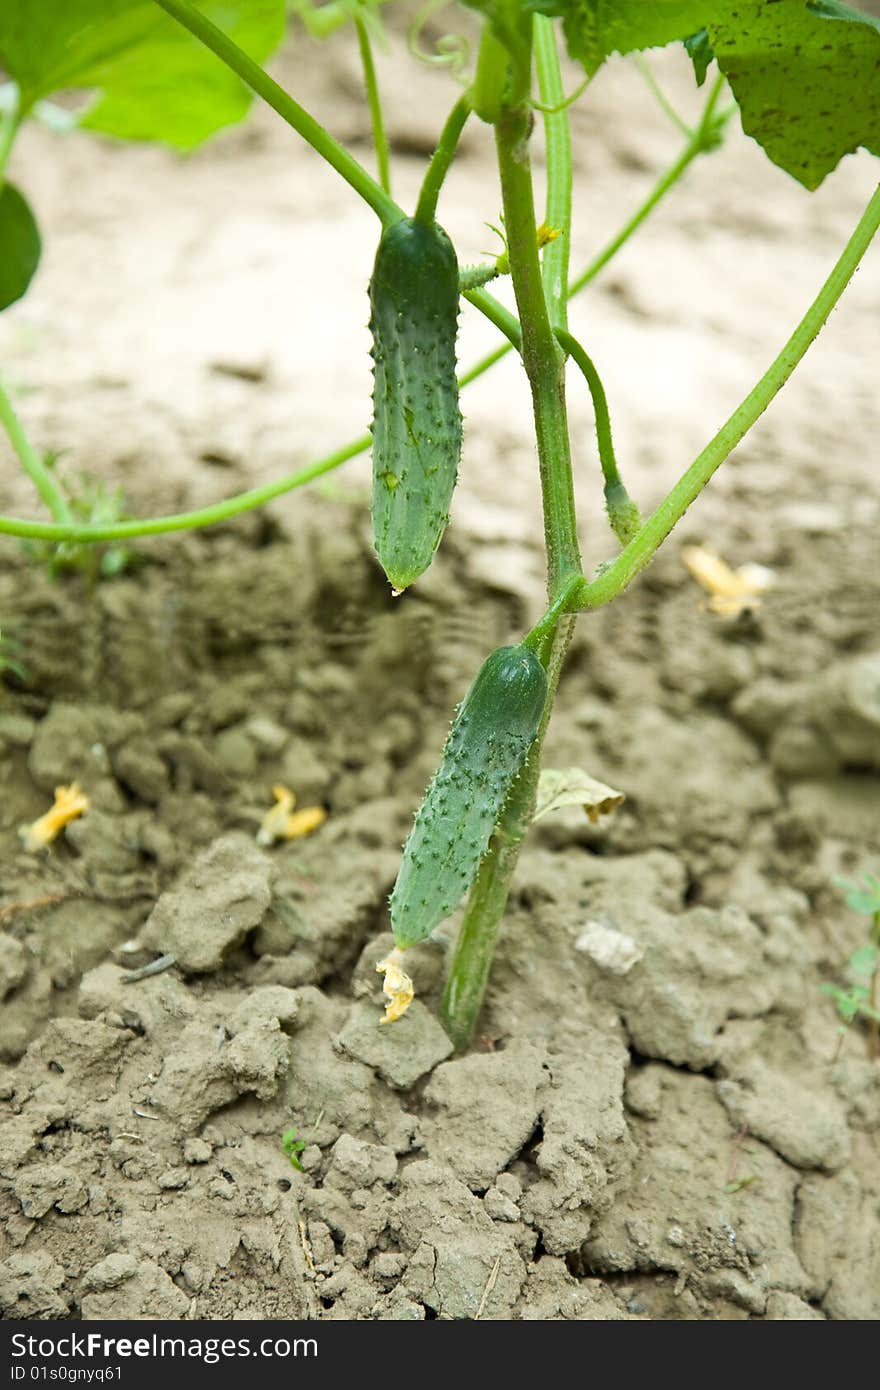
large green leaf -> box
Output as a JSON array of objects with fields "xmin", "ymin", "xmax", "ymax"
[
  {"xmin": 0, "ymin": 1, "xmax": 286, "ymax": 150},
  {"xmin": 530, "ymin": 1, "xmax": 880, "ymax": 186},
  {"xmin": 0, "ymin": 182, "xmax": 41, "ymax": 310},
  {"xmin": 708, "ymin": 1, "xmax": 880, "ymax": 189}
]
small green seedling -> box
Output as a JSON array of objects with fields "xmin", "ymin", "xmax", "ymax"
[
  {"xmin": 2, "ymin": 0, "xmax": 880, "ymax": 1049},
  {"xmin": 280, "ymin": 1128, "xmax": 307, "ymax": 1172},
  {"xmin": 27, "ymin": 464, "xmax": 136, "ymax": 583},
  {"xmin": 823, "ymin": 873, "xmax": 880, "ymax": 1060}
]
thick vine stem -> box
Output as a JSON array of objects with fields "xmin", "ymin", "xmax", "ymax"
[
  {"xmin": 534, "ymin": 16, "xmax": 571, "ymax": 331},
  {"xmin": 495, "ymin": 101, "xmax": 581, "ymax": 592}
]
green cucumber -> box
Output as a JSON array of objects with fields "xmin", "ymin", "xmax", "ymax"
[
  {"xmin": 369, "ymin": 215, "xmax": 462, "ymax": 592},
  {"xmin": 391, "ymin": 643, "xmax": 548, "ymax": 948}
]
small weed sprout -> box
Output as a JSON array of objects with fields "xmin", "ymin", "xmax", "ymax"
[
  {"xmin": 26, "ymin": 462, "xmax": 136, "ymax": 582},
  {"xmin": 823, "ymin": 873, "xmax": 880, "ymax": 1060},
  {"xmin": 281, "ymin": 1128, "xmax": 307, "ymax": 1172}
]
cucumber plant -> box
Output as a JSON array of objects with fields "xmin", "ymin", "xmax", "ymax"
[{"xmin": 1, "ymin": 0, "xmax": 879, "ymax": 1049}]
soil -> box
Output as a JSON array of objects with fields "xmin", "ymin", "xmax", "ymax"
[{"xmin": 1, "ymin": 23, "xmax": 879, "ymax": 1322}]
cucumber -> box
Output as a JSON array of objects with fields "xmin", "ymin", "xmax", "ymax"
[
  {"xmin": 369, "ymin": 216, "xmax": 462, "ymax": 592},
  {"xmin": 390, "ymin": 643, "xmax": 547, "ymax": 948}
]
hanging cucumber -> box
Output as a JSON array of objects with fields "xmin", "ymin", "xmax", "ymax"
[
  {"xmin": 369, "ymin": 215, "xmax": 462, "ymax": 592},
  {"xmin": 390, "ymin": 643, "xmax": 548, "ymax": 949}
]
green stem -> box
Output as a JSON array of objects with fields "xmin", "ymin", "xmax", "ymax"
[
  {"xmin": 0, "ymin": 100, "xmax": 716, "ymax": 547},
  {"xmin": 522, "ymin": 573, "xmax": 582, "ymax": 653},
  {"xmin": 634, "ymin": 54, "xmax": 692, "ymax": 137},
  {"xmin": 495, "ymin": 101, "xmax": 581, "ymax": 591},
  {"xmin": 354, "ymin": 13, "xmax": 391, "ymax": 196},
  {"xmin": 0, "ymin": 92, "xmax": 20, "ymax": 188},
  {"xmin": 0, "ymin": 435, "xmax": 366, "ymax": 542},
  {"xmin": 459, "ymin": 263, "xmax": 500, "ymax": 291},
  {"xmin": 463, "ymin": 285, "xmax": 521, "ymax": 349},
  {"xmin": 557, "ymin": 327, "xmax": 642, "ymax": 545},
  {"xmin": 415, "ymin": 94, "xmax": 471, "ymax": 225},
  {"xmin": 534, "ymin": 16, "xmax": 571, "ymax": 331},
  {"xmin": 439, "ymin": 777, "xmax": 531, "ymax": 1049},
  {"xmin": 556, "ymin": 329, "xmax": 617, "ymax": 488},
  {"xmin": 458, "ymin": 341, "xmax": 509, "ymax": 388},
  {"xmin": 0, "ymin": 379, "xmax": 72, "ymax": 525},
  {"xmin": 578, "ymin": 179, "xmax": 880, "ymax": 611},
  {"xmin": 150, "ymin": 0, "xmax": 398, "ymax": 225}
]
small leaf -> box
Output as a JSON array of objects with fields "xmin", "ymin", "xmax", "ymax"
[
  {"xmin": 281, "ymin": 1128, "xmax": 306, "ymax": 1171},
  {"xmin": 0, "ymin": 182, "xmax": 41, "ymax": 311},
  {"xmin": 849, "ymin": 943, "xmax": 880, "ymax": 979},
  {"xmin": 683, "ymin": 27, "xmax": 714, "ymax": 86},
  {"xmin": 834, "ymin": 872, "xmax": 880, "ymax": 915},
  {"xmin": 533, "ymin": 767, "xmax": 625, "ymax": 825}
]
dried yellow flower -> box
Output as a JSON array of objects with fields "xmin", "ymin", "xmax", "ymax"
[
  {"xmin": 257, "ymin": 785, "xmax": 327, "ymax": 846},
  {"xmin": 681, "ymin": 545, "xmax": 775, "ymax": 618},
  {"xmin": 20, "ymin": 784, "xmax": 90, "ymax": 852},
  {"xmin": 376, "ymin": 947, "xmax": 414, "ymax": 1025}
]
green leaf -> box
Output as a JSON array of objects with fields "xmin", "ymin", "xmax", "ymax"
[
  {"xmin": 683, "ymin": 27, "xmax": 714, "ymax": 86},
  {"xmin": 0, "ymin": 182, "xmax": 41, "ymax": 311},
  {"xmin": 834, "ymin": 872, "xmax": 880, "ymax": 914},
  {"xmin": 0, "ymin": 1, "xmax": 286, "ymax": 150},
  {"xmin": 707, "ymin": 1, "xmax": 880, "ymax": 189},
  {"xmin": 849, "ymin": 942, "xmax": 880, "ymax": 978},
  {"xmin": 539, "ymin": 1, "xmax": 880, "ymax": 188}
]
